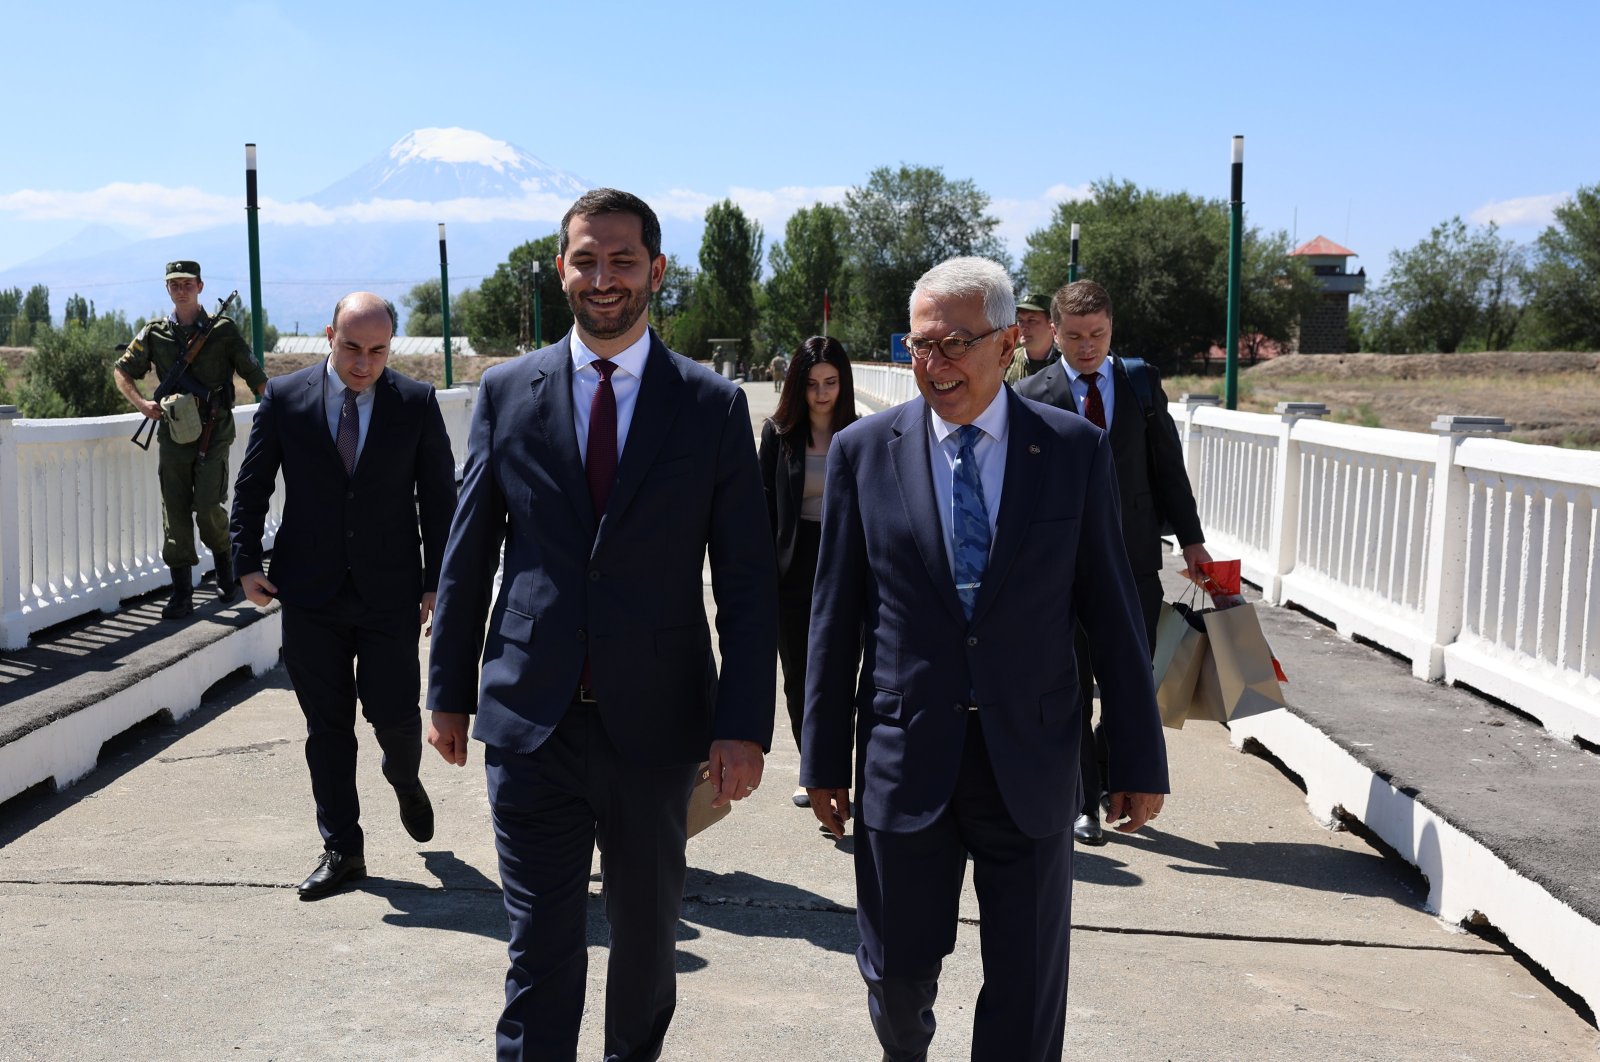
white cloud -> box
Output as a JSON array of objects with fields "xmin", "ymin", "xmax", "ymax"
[
  {"xmin": 1469, "ymin": 192, "xmax": 1569, "ymax": 228},
  {"xmin": 991, "ymin": 182, "xmax": 1093, "ymax": 254},
  {"xmin": 650, "ymin": 185, "xmax": 850, "ymax": 230},
  {"xmin": 0, "ymin": 183, "xmax": 237, "ymax": 235}
]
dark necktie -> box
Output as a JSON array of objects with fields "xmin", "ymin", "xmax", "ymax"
[
  {"xmin": 336, "ymin": 387, "xmax": 359, "ymax": 476},
  {"xmin": 1081, "ymin": 371, "xmax": 1106, "ymax": 429},
  {"xmin": 951, "ymin": 424, "xmax": 991, "ymax": 619},
  {"xmin": 585, "ymin": 360, "xmax": 620, "ymax": 521}
]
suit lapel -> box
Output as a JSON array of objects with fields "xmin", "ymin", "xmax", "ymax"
[
  {"xmin": 969, "ymin": 390, "xmax": 1049, "ymax": 626},
  {"xmin": 352, "ymin": 369, "xmax": 399, "ymax": 480},
  {"xmin": 303, "ymin": 362, "xmax": 345, "ymax": 471},
  {"xmin": 886, "ymin": 399, "xmax": 965, "ymax": 624},
  {"xmin": 527, "ymin": 340, "xmax": 595, "ymax": 536},
  {"xmin": 1037, "ymin": 361, "xmax": 1075, "ymax": 413},
  {"xmin": 785, "ymin": 431, "xmax": 806, "ymax": 515},
  {"xmin": 1107, "ymin": 359, "xmax": 1139, "ymax": 454},
  {"xmin": 598, "ymin": 334, "xmax": 682, "ymax": 548}
]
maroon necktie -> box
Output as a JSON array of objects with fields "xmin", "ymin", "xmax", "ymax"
[
  {"xmin": 585, "ymin": 359, "xmax": 619, "ymax": 521},
  {"xmin": 1081, "ymin": 371, "xmax": 1107, "ymax": 429}
]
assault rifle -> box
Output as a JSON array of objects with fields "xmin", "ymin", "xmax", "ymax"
[{"xmin": 131, "ymin": 290, "xmax": 241, "ymax": 451}]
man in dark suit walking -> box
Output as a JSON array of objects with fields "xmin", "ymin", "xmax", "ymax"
[
  {"xmin": 1014, "ymin": 280, "xmax": 1210, "ymax": 844},
  {"xmin": 803, "ymin": 257, "xmax": 1168, "ymax": 1062},
  {"xmin": 425, "ymin": 189, "xmax": 777, "ymax": 1061},
  {"xmin": 231, "ymin": 292, "xmax": 457, "ymax": 900}
]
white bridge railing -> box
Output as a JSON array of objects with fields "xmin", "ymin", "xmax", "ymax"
[
  {"xmin": 0, "ymin": 385, "xmax": 477, "ymax": 649},
  {"xmin": 853, "ymin": 363, "xmax": 1600, "ymax": 745}
]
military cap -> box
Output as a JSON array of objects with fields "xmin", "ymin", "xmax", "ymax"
[
  {"xmin": 1016, "ymin": 293, "xmax": 1050, "ymax": 315},
  {"xmin": 165, "ymin": 260, "xmax": 202, "ymax": 280}
]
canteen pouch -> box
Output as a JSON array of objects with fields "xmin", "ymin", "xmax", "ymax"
[{"xmin": 160, "ymin": 392, "xmax": 204, "ymax": 445}]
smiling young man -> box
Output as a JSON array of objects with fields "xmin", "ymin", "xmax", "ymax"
[
  {"xmin": 424, "ymin": 188, "xmax": 777, "ymax": 1060},
  {"xmin": 113, "ymin": 260, "xmax": 266, "ymax": 618},
  {"xmin": 802, "ymin": 257, "xmax": 1168, "ymax": 1061},
  {"xmin": 230, "ymin": 292, "xmax": 458, "ymax": 900}
]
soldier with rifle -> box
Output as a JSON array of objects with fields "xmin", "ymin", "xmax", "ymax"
[{"xmin": 114, "ymin": 260, "xmax": 268, "ymax": 619}]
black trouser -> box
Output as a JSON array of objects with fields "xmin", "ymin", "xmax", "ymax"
[
  {"xmin": 855, "ymin": 713, "xmax": 1075, "ymax": 1061},
  {"xmin": 486, "ymin": 704, "xmax": 698, "ymax": 1062},
  {"xmin": 776, "ymin": 518, "xmax": 822, "ymax": 753},
  {"xmin": 1076, "ymin": 568, "xmax": 1163, "ymax": 813},
  {"xmin": 281, "ymin": 576, "xmax": 423, "ymax": 856}
]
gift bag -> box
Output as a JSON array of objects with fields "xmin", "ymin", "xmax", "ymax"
[
  {"xmin": 1200, "ymin": 602, "xmax": 1288, "ymax": 722},
  {"xmin": 686, "ymin": 762, "xmax": 733, "ymax": 839},
  {"xmin": 1152, "ymin": 602, "xmax": 1209, "ymax": 729}
]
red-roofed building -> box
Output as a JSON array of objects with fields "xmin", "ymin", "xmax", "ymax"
[{"xmin": 1290, "ymin": 236, "xmax": 1365, "ymax": 353}]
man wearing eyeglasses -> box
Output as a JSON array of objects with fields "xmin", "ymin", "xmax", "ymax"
[{"xmin": 802, "ymin": 257, "xmax": 1168, "ymax": 1061}]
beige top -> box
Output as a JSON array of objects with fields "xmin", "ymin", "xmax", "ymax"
[{"xmin": 801, "ymin": 452, "xmax": 827, "ymax": 521}]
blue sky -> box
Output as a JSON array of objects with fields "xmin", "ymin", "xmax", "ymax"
[{"xmin": 3, "ymin": 0, "xmax": 1595, "ymax": 285}]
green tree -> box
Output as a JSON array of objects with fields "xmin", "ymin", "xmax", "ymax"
[
  {"xmin": 764, "ymin": 203, "xmax": 850, "ymax": 354},
  {"xmin": 844, "ymin": 165, "xmax": 1009, "ymax": 356},
  {"xmin": 1526, "ymin": 184, "xmax": 1600, "ymax": 350},
  {"xmin": 403, "ymin": 278, "xmax": 445, "ymax": 336},
  {"xmin": 16, "ymin": 314, "xmax": 133, "ymax": 417},
  {"xmin": 1025, "ymin": 178, "xmax": 1319, "ymax": 369},
  {"xmin": 0, "ymin": 288, "xmax": 22, "ymax": 345},
  {"xmin": 472, "ymin": 234, "xmax": 570, "ymax": 354},
  {"xmin": 652, "ymin": 254, "xmax": 696, "ymax": 325},
  {"xmin": 64, "ymin": 293, "xmax": 94, "ymax": 325},
  {"xmin": 222, "ymin": 302, "xmax": 280, "ymax": 356},
  {"xmin": 697, "ymin": 200, "xmax": 763, "ymax": 361},
  {"xmin": 1364, "ymin": 217, "xmax": 1525, "ymax": 354}
]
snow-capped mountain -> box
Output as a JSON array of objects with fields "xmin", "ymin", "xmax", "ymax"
[{"xmin": 305, "ymin": 128, "xmax": 590, "ymax": 206}]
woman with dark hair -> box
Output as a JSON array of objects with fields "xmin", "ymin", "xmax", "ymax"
[{"xmin": 759, "ymin": 336, "xmax": 858, "ymax": 807}]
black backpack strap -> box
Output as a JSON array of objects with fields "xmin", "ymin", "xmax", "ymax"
[{"xmin": 1119, "ymin": 356, "xmax": 1158, "ymax": 421}]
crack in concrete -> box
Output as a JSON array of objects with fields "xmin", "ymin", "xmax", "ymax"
[
  {"xmin": 0, "ymin": 879, "xmax": 1503, "ymax": 956},
  {"xmin": 157, "ymin": 739, "xmax": 293, "ymax": 763}
]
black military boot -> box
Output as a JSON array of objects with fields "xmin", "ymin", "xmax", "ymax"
[
  {"xmin": 213, "ymin": 550, "xmax": 240, "ymax": 605},
  {"xmin": 162, "ymin": 566, "xmax": 195, "ymax": 620}
]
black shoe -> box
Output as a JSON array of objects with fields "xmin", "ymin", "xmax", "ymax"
[
  {"xmin": 1073, "ymin": 811, "xmax": 1107, "ymax": 847},
  {"xmin": 396, "ymin": 782, "xmax": 434, "ymax": 843},
  {"xmin": 161, "ymin": 566, "xmax": 194, "ymax": 619},
  {"xmin": 297, "ymin": 851, "xmax": 367, "ymax": 900},
  {"xmin": 212, "ymin": 550, "xmax": 240, "ymax": 604}
]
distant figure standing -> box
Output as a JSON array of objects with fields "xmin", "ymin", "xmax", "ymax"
[
  {"xmin": 230, "ymin": 292, "xmax": 458, "ymax": 900},
  {"xmin": 1003, "ymin": 292, "xmax": 1060, "ymax": 383},
  {"xmin": 770, "ymin": 353, "xmax": 787, "ymax": 391},
  {"xmin": 113, "ymin": 260, "xmax": 266, "ymax": 618},
  {"xmin": 759, "ymin": 336, "xmax": 858, "ymax": 806}
]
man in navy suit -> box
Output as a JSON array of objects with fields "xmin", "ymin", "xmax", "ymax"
[
  {"xmin": 1015, "ymin": 280, "xmax": 1210, "ymax": 845},
  {"xmin": 802, "ymin": 258, "xmax": 1169, "ymax": 1061},
  {"xmin": 231, "ymin": 292, "xmax": 458, "ymax": 900},
  {"xmin": 425, "ymin": 189, "xmax": 777, "ymax": 1061}
]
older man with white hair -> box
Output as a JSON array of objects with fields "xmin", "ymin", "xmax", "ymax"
[{"xmin": 801, "ymin": 257, "xmax": 1169, "ymax": 1061}]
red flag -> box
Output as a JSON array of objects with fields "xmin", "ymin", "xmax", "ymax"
[{"xmin": 823, "ymin": 288, "xmax": 831, "ymax": 324}]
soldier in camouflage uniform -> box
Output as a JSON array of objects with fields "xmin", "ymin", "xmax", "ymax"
[
  {"xmin": 1003, "ymin": 291, "xmax": 1061, "ymax": 384},
  {"xmin": 114, "ymin": 260, "xmax": 268, "ymax": 619}
]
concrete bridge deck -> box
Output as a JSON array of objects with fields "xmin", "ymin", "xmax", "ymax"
[{"xmin": 1, "ymin": 382, "xmax": 1596, "ymax": 1060}]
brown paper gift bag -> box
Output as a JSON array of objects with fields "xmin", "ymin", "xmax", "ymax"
[
  {"xmin": 686, "ymin": 762, "xmax": 732, "ymax": 839},
  {"xmin": 1200, "ymin": 602, "xmax": 1287, "ymax": 722},
  {"xmin": 1152, "ymin": 602, "xmax": 1209, "ymax": 729}
]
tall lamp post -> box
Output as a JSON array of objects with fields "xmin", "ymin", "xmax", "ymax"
[
  {"xmin": 532, "ymin": 260, "xmax": 542, "ymax": 349},
  {"xmin": 245, "ymin": 144, "xmax": 265, "ymax": 367},
  {"xmin": 1067, "ymin": 222, "xmax": 1080, "ymax": 283},
  {"xmin": 1224, "ymin": 135, "xmax": 1244, "ymax": 410},
  {"xmin": 439, "ymin": 223, "xmax": 452, "ymax": 388}
]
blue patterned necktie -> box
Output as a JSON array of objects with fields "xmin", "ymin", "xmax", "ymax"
[
  {"xmin": 336, "ymin": 387, "xmax": 359, "ymax": 477},
  {"xmin": 951, "ymin": 424, "xmax": 991, "ymax": 619}
]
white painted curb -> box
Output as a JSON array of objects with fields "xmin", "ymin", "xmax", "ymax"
[
  {"xmin": 1230, "ymin": 706, "xmax": 1600, "ymax": 1017},
  {"xmin": 0, "ymin": 611, "xmax": 282, "ymax": 806}
]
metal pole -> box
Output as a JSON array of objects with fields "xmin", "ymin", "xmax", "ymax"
[
  {"xmin": 439, "ymin": 223, "xmax": 452, "ymax": 389},
  {"xmin": 532, "ymin": 260, "xmax": 543, "ymax": 349},
  {"xmin": 1225, "ymin": 135, "xmax": 1244, "ymax": 410},
  {"xmin": 245, "ymin": 144, "xmax": 265, "ymax": 367},
  {"xmin": 1067, "ymin": 222, "xmax": 1080, "ymax": 283}
]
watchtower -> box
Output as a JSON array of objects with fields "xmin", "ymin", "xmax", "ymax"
[{"xmin": 1290, "ymin": 236, "xmax": 1365, "ymax": 354}]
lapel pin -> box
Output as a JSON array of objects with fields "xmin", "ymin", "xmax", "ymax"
[{"xmin": 1028, "ymin": 444, "xmax": 1041, "ymax": 454}]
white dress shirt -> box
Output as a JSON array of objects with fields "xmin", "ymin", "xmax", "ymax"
[
  {"xmin": 323, "ymin": 360, "xmax": 376, "ymax": 460},
  {"xmin": 570, "ymin": 329, "xmax": 651, "ymax": 462},
  {"xmin": 1063, "ymin": 355, "xmax": 1118, "ymax": 428},
  {"xmin": 927, "ymin": 385, "xmax": 1009, "ymax": 579}
]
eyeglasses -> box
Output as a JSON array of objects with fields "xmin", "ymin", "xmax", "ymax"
[{"xmin": 904, "ymin": 326, "xmax": 1003, "ymax": 361}]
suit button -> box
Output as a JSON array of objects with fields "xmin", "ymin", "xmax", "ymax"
[
  {"xmin": 966, "ymin": 636, "xmax": 978, "ymax": 647},
  {"xmin": 953, "ymin": 703, "xmax": 966, "ymax": 712},
  {"xmin": 346, "ymin": 530, "xmax": 354, "ymax": 539},
  {"xmin": 346, "ymin": 491, "xmax": 355, "ymax": 500},
  {"xmin": 577, "ymin": 629, "xmax": 587, "ymax": 642},
  {"xmin": 588, "ymin": 570, "xmax": 600, "ymax": 582}
]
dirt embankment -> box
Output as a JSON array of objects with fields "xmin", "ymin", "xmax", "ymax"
[{"xmin": 1174, "ymin": 352, "xmax": 1600, "ymax": 449}]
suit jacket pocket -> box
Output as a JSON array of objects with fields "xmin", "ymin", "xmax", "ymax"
[
  {"xmin": 655, "ymin": 623, "xmax": 711, "ymax": 655},
  {"xmin": 652, "ymin": 455, "xmax": 695, "ymax": 481},
  {"xmin": 871, "ymin": 687, "xmax": 905, "ymax": 722},
  {"xmin": 499, "ymin": 606, "xmax": 534, "ymax": 643}
]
